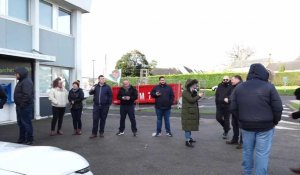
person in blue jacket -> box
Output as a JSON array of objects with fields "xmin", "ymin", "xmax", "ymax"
[{"xmin": 89, "ymin": 75, "xmax": 112, "ymax": 138}]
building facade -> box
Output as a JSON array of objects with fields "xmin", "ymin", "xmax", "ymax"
[{"xmin": 0, "ymin": 0, "xmax": 91, "ymax": 123}]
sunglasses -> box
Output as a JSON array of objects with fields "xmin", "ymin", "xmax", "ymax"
[{"xmin": 223, "ymin": 79, "xmax": 229, "ymax": 81}]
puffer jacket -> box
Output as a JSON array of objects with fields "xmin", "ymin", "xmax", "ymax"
[
  {"xmin": 49, "ymin": 87, "xmax": 68, "ymax": 107},
  {"xmin": 14, "ymin": 67, "xmax": 34, "ymax": 107},
  {"xmin": 230, "ymin": 63, "xmax": 283, "ymax": 131}
]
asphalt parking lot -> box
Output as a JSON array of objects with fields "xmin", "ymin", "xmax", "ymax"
[{"xmin": 0, "ymin": 109, "xmax": 299, "ymax": 175}]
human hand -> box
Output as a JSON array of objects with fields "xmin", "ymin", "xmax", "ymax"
[
  {"xmin": 224, "ymin": 98, "xmax": 229, "ymax": 103},
  {"xmin": 126, "ymin": 96, "xmax": 130, "ymax": 100},
  {"xmin": 156, "ymin": 92, "xmax": 161, "ymax": 96},
  {"xmin": 199, "ymin": 92, "xmax": 204, "ymax": 97}
]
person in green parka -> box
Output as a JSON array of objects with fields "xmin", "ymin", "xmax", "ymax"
[{"xmin": 181, "ymin": 79, "xmax": 204, "ymax": 147}]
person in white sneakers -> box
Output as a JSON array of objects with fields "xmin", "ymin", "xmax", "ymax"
[{"xmin": 48, "ymin": 78, "xmax": 68, "ymax": 136}]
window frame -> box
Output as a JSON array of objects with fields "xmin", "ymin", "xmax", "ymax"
[{"xmin": 0, "ymin": 0, "xmax": 31, "ymax": 24}]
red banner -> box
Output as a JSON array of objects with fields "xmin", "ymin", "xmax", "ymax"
[{"xmin": 112, "ymin": 84, "xmax": 182, "ymax": 104}]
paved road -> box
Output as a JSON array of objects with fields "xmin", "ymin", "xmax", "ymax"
[{"xmin": 0, "ymin": 109, "xmax": 299, "ymax": 175}]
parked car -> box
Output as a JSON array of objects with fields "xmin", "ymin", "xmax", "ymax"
[{"xmin": 0, "ymin": 142, "xmax": 93, "ymax": 175}]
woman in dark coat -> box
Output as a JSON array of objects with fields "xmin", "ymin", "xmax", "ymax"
[
  {"xmin": 181, "ymin": 79, "xmax": 204, "ymax": 147},
  {"xmin": 68, "ymin": 81, "xmax": 84, "ymax": 135}
]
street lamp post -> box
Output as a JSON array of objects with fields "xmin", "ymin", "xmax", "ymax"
[{"xmin": 92, "ymin": 59, "xmax": 95, "ymax": 84}]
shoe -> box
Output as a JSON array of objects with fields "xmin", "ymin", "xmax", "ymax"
[
  {"xmin": 133, "ymin": 132, "xmax": 137, "ymax": 137},
  {"xmin": 222, "ymin": 132, "xmax": 228, "ymax": 139},
  {"xmin": 57, "ymin": 130, "xmax": 63, "ymax": 135},
  {"xmin": 99, "ymin": 133, "xmax": 104, "ymax": 138},
  {"xmin": 50, "ymin": 131, "xmax": 56, "ymax": 136},
  {"xmin": 226, "ymin": 140, "xmax": 239, "ymax": 145},
  {"xmin": 189, "ymin": 138, "xmax": 196, "ymax": 143},
  {"xmin": 77, "ymin": 129, "xmax": 82, "ymax": 135},
  {"xmin": 185, "ymin": 141, "xmax": 194, "ymax": 147},
  {"xmin": 116, "ymin": 131, "xmax": 124, "ymax": 136},
  {"xmin": 17, "ymin": 139, "xmax": 25, "ymax": 144},
  {"xmin": 290, "ymin": 167, "xmax": 300, "ymax": 174},
  {"xmin": 236, "ymin": 144, "xmax": 243, "ymax": 149},
  {"xmin": 73, "ymin": 130, "xmax": 77, "ymax": 135},
  {"xmin": 89, "ymin": 134, "xmax": 97, "ymax": 139},
  {"xmin": 166, "ymin": 132, "xmax": 173, "ymax": 137},
  {"xmin": 154, "ymin": 132, "xmax": 162, "ymax": 137},
  {"xmin": 25, "ymin": 140, "xmax": 33, "ymax": 145}
]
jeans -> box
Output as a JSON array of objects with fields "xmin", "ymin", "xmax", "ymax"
[
  {"xmin": 155, "ymin": 108, "xmax": 171, "ymax": 133},
  {"xmin": 216, "ymin": 105, "xmax": 230, "ymax": 133},
  {"xmin": 71, "ymin": 108, "xmax": 82, "ymax": 130},
  {"xmin": 185, "ymin": 131, "xmax": 192, "ymax": 141},
  {"xmin": 242, "ymin": 128, "xmax": 275, "ymax": 175},
  {"xmin": 92, "ymin": 105, "xmax": 110, "ymax": 134},
  {"xmin": 119, "ymin": 105, "xmax": 137, "ymax": 132},
  {"xmin": 16, "ymin": 104, "xmax": 34, "ymax": 142},
  {"xmin": 51, "ymin": 107, "xmax": 66, "ymax": 131}
]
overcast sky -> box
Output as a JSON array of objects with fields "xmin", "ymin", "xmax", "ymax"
[{"xmin": 81, "ymin": 0, "xmax": 300, "ymax": 77}]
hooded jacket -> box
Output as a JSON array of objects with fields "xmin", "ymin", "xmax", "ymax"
[
  {"xmin": 181, "ymin": 79, "xmax": 201, "ymax": 131},
  {"xmin": 150, "ymin": 83, "xmax": 174, "ymax": 109},
  {"xmin": 230, "ymin": 63, "xmax": 283, "ymax": 131},
  {"xmin": 14, "ymin": 67, "xmax": 34, "ymax": 107},
  {"xmin": 0, "ymin": 85, "xmax": 7, "ymax": 109}
]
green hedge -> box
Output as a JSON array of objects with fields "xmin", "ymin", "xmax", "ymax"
[{"xmin": 108, "ymin": 72, "xmax": 299, "ymax": 88}]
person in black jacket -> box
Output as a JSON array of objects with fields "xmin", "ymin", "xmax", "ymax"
[
  {"xmin": 14, "ymin": 67, "xmax": 34, "ymax": 145},
  {"xmin": 230, "ymin": 63, "xmax": 283, "ymax": 175},
  {"xmin": 215, "ymin": 75, "xmax": 233, "ymax": 139},
  {"xmin": 226, "ymin": 75, "xmax": 243, "ymax": 147},
  {"xmin": 150, "ymin": 76, "xmax": 174, "ymax": 137},
  {"xmin": 0, "ymin": 85, "xmax": 7, "ymax": 109},
  {"xmin": 116, "ymin": 80, "xmax": 138, "ymax": 136},
  {"xmin": 89, "ymin": 75, "xmax": 112, "ymax": 138},
  {"xmin": 68, "ymin": 81, "xmax": 84, "ymax": 135}
]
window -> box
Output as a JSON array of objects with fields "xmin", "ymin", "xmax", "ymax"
[
  {"xmin": 39, "ymin": 0, "xmax": 52, "ymax": 28},
  {"xmin": 39, "ymin": 66, "xmax": 70, "ymax": 96},
  {"xmin": 8, "ymin": 0, "xmax": 29, "ymax": 21},
  {"xmin": 58, "ymin": 8, "xmax": 71, "ymax": 34}
]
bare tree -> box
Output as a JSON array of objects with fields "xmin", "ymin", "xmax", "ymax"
[{"xmin": 228, "ymin": 45, "xmax": 254, "ymax": 67}]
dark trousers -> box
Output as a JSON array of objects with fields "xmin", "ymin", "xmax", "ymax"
[
  {"xmin": 51, "ymin": 107, "xmax": 66, "ymax": 131},
  {"xmin": 119, "ymin": 105, "xmax": 137, "ymax": 132},
  {"xmin": 71, "ymin": 108, "xmax": 83, "ymax": 130},
  {"xmin": 216, "ymin": 105, "xmax": 230, "ymax": 133},
  {"xmin": 16, "ymin": 104, "xmax": 34, "ymax": 142},
  {"xmin": 92, "ymin": 105, "xmax": 110, "ymax": 135},
  {"xmin": 231, "ymin": 113, "xmax": 240, "ymax": 142}
]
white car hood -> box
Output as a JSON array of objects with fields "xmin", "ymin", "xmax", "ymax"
[{"xmin": 0, "ymin": 142, "xmax": 90, "ymax": 175}]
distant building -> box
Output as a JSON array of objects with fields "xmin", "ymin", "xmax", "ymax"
[
  {"xmin": 150, "ymin": 68, "xmax": 182, "ymax": 76},
  {"xmin": 267, "ymin": 60, "xmax": 300, "ymax": 72}
]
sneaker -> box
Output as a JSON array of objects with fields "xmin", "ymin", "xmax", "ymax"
[
  {"xmin": 189, "ymin": 138, "xmax": 196, "ymax": 143},
  {"xmin": 57, "ymin": 130, "xmax": 63, "ymax": 135},
  {"xmin": 226, "ymin": 140, "xmax": 239, "ymax": 145},
  {"xmin": 133, "ymin": 132, "xmax": 137, "ymax": 137},
  {"xmin": 17, "ymin": 139, "xmax": 25, "ymax": 144},
  {"xmin": 153, "ymin": 132, "xmax": 162, "ymax": 137},
  {"xmin": 185, "ymin": 141, "xmax": 194, "ymax": 148},
  {"xmin": 166, "ymin": 132, "xmax": 173, "ymax": 137},
  {"xmin": 116, "ymin": 131, "xmax": 124, "ymax": 136},
  {"xmin": 99, "ymin": 133, "xmax": 104, "ymax": 138},
  {"xmin": 25, "ymin": 140, "xmax": 33, "ymax": 145}
]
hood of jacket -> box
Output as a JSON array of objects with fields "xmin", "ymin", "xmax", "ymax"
[
  {"xmin": 15, "ymin": 67, "xmax": 28, "ymax": 81},
  {"xmin": 185, "ymin": 79, "xmax": 198, "ymax": 90},
  {"xmin": 246, "ymin": 63, "xmax": 269, "ymax": 82}
]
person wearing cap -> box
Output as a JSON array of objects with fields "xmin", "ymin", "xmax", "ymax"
[
  {"xmin": 68, "ymin": 81, "xmax": 84, "ymax": 135},
  {"xmin": 181, "ymin": 79, "xmax": 204, "ymax": 147},
  {"xmin": 14, "ymin": 67, "xmax": 34, "ymax": 145}
]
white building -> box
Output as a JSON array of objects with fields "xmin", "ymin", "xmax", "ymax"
[{"xmin": 0, "ymin": 0, "xmax": 91, "ymax": 123}]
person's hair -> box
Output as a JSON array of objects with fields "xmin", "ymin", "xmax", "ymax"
[
  {"xmin": 233, "ymin": 75, "xmax": 243, "ymax": 82},
  {"xmin": 159, "ymin": 76, "xmax": 165, "ymax": 80},
  {"xmin": 73, "ymin": 81, "xmax": 80, "ymax": 87},
  {"xmin": 98, "ymin": 75, "xmax": 104, "ymax": 79},
  {"xmin": 52, "ymin": 77, "xmax": 61, "ymax": 88},
  {"xmin": 76, "ymin": 80, "xmax": 80, "ymax": 83}
]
